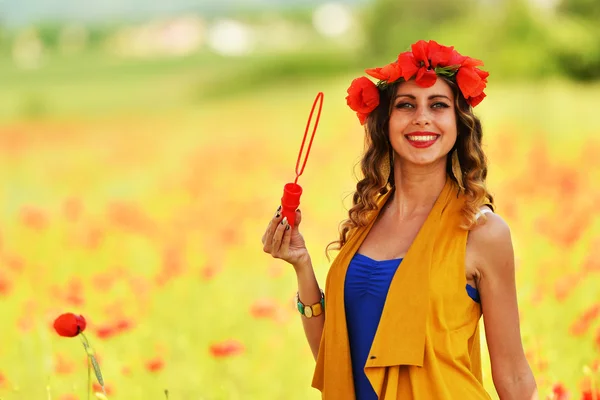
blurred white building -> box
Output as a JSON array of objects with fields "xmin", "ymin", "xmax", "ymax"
[
  {"xmin": 206, "ymin": 19, "xmax": 254, "ymax": 57},
  {"xmin": 12, "ymin": 27, "xmax": 44, "ymax": 69},
  {"xmin": 312, "ymin": 2, "xmax": 353, "ymax": 39},
  {"xmin": 105, "ymin": 16, "xmax": 206, "ymax": 58}
]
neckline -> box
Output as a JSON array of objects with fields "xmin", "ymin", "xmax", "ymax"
[{"xmin": 354, "ymin": 252, "xmax": 403, "ymax": 263}]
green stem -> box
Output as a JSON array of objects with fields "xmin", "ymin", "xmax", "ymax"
[
  {"xmin": 79, "ymin": 332, "xmax": 107, "ymax": 397},
  {"xmin": 46, "ymin": 379, "xmax": 52, "ymax": 400},
  {"xmin": 87, "ymin": 357, "xmax": 91, "ymax": 400},
  {"xmin": 79, "ymin": 331, "xmax": 90, "ymax": 348}
]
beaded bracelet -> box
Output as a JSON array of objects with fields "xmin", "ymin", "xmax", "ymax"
[{"xmin": 296, "ymin": 289, "xmax": 325, "ymax": 318}]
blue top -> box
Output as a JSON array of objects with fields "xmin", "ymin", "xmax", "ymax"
[{"xmin": 344, "ymin": 252, "xmax": 480, "ymax": 399}]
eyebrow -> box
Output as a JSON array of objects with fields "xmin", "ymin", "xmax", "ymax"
[{"xmin": 394, "ymin": 94, "xmax": 451, "ymax": 101}]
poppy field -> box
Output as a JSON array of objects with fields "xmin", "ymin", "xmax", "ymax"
[{"xmin": 1, "ymin": 54, "xmax": 600, "ymax": 399}]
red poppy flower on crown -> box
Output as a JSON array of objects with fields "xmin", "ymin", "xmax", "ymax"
[{"xmin": 346, "ymin": 40, "xmax": 489, "ymax": 125}]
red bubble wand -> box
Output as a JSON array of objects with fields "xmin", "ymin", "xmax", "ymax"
[{"xmin": 280, "ymin": 92, "xmax": 324, "ymax": 228}]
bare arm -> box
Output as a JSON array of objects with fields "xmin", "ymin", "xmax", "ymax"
[
  {"xmin": 470, "ymin": 213, "xmax": 538, "ymax": 400},
  {"xmin": 293, "ymin": 255, "xmax": 325, "ymax": 360},
  {"xmin": 262, "ymin": 208, "xmax": 324, "ymax": 360}
]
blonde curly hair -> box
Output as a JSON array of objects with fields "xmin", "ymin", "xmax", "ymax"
[{"xmin": 326, "ymin": 76, "xmax": 494, "ymax": 259}]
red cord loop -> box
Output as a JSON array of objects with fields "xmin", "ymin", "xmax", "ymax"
[{"xmin": 294, "ymin": 92, "xmax": 324, "ymax": 184}]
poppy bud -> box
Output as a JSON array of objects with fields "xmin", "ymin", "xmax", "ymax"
[{"xmin": 53, "ymin": 313, "xmax": 86, "ymax": 337}]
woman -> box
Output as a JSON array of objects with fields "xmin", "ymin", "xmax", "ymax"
[{"xmin": 262, "ymin": 40, "xmax": 537, "ymax": 399}]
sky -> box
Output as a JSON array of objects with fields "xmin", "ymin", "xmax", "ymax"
[{"xmin": 0, "ymin": 0, "xmax": 365, "ymax": 27}]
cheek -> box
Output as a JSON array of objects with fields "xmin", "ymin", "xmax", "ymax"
[
  {"xmin": 388, "ymin": 112, "xmax": 408, "ymax": 132},
  {"xmin": 442, "ymin": 115, "xmax": 458, "ymax": 137},
  {"xmin": 440, "ymin": 112, "xmax": 457, "ymax": 126}
]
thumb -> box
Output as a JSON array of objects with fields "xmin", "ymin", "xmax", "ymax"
[{"xmin": 294, "ymin": 209, "xmax": 302, "ymax": 227}]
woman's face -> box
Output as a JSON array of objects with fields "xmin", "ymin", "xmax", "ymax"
[{"xmin": 388, "ymin": 78, "xmax": 457, "ymax": 168}]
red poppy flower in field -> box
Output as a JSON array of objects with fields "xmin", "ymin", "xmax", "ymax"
[
  {"xmin": 84, "ymin": 226, "xmax": 104, "ymax": 250},
  {"xmin": 65, "ymin": 278, "xmax": 86, "ymax": 307},
  {"xmin": 93, "ymin": 382, "xmax": 113, "ymax": 395},
  {"xmin": 20, "ymin": 206, "xmax": 48, "ymax": 230},
  {"xmin": 4, "ymin": 254, "xmax": 25, "ymax": 272},
  {"xmin": 95, "ymin": 325, "xmax": 117, "ymax": 339},
  {"xmin": 63, "ymin": 197, "xmax": 83, "ymax": 222},
  {"xmin": 94, "ymin": 317, "xmax": 134, "ymax": 340},
  {"xmin": 115, "ymin": 318, "xmax": 133, "ymax": 331},
  {"xmin": 551, "ymin": 382, "xmax": 569, "ymax": 400},
  {"xmin": 209, "ymin": 339, "xmax": 245, "ymax": 358},
  {"xmin": 92, "ymin": 272, "xmax": 117, "ymax": 292},
  {"xmin": 582, "ymin": 389, "xmax": 600, "ymax": 400},
  {"xmin": 569, "ymin": 304, "xmax": 600, "ymax": 336},
  {"xmin": 53, "ymin": 313, "xmax": 86, "ymax": 337},
  {"xmin": 200, "ymin": 263, "xmax": 219, "ymax": 281},
  {"xmin": 268, "ymin": 263, "xmax": 284, "ymax": 278},
  {"xmin": 54, "ymin": 353, "xmax": 75, "ymax": 375},
  {"xmin": 250, "ymin": 298, "xmax": 278, "ymax": 319},
  {"xmin": 145, "ymin": 357, "xmax": 165, "ymax": 372},
  {"xmin": 0, "ymin": 272, "xmax": 12, "ymax": 296},
  {"xmin": 555, "ymin": 273, "xmax": 580, "ymax": 302}
]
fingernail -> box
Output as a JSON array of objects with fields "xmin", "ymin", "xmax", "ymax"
[
  {"xmin": 285, "ymin": 224, "xmax": 290, "ymax": 231},
  {"xmin": 277, "ymin": 205, "xmax": 282, "ymax": 212},
  {"xmin": 281, "ymin": 217, "xmax": 287, "ymax": 225},
  {"xmin": 296, "ymin": 208, "xmax": 300, "ymax": 212}
]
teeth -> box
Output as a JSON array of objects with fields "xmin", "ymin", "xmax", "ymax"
[{"xmin": 407, "ymin": 135, "xmax": 437, "ymax": 141}]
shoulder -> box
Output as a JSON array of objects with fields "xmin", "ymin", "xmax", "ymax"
[
  {"xmin": 470, "ymin": 211, "xmax": 511, "ymax": 245},
  {"xmin": 467, "ymin": 211, "xmax": 514, "ymax": 277}
]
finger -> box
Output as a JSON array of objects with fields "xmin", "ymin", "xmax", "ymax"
[
  {"xmin": 294, "ymin": 208, "xmax": 302, "ymax": 227},
  {"xmin": 279, "ymin": 220, "xmax": 292, "ymax": 255},
  {"xmin": 262, "ymin": 206, "xmax": 283, "ymax": 251},
  {"xmin": 271, "ymin": 216, "xmax": 288, "ymax": 256}
]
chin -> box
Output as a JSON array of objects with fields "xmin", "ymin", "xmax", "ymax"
[{"xmin": 402, "ymin": 152, "xmax": 450, "ymax": 167}]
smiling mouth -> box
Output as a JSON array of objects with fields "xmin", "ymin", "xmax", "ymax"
[
  {"xmin": 405, "ymin": 134, "xmax": 439, "ymax": 141},
  {"xmin": 404, "ymin": 133, "xmax": 440, "ymax": 148}
]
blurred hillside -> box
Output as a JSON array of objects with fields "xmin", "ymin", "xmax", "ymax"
[{"xmin": 0, "ymin": 0, "xmax": 599, "ymax": 95}]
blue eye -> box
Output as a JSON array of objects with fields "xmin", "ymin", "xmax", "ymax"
[
  {"xmin": 432, "ymin": 102, "xmax": 450, "ymax": 108},
  {"xmin": 395, "ymin": 102, "xmax": 414, "ymax": 109}
]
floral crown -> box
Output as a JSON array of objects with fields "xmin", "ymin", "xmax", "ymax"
[{"xmin": 346, "ymin": 40, "xmax": 489, "ymax": 125}]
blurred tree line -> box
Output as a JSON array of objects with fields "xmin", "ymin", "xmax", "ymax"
[
  {"xmin": 0, "ymin": 0, "xmax": 598, "ymax": 83},
  {"xmin": 363, "ymin": 0, "xmax": 600, "ymax": 81}
]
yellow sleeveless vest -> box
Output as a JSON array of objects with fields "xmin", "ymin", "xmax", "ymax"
[{"xmin": 312, "ymin": 177, "xmax": 492, "ymax": 399}]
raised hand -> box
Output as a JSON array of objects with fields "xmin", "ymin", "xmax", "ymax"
[{"xmin": 262, "ymin": 206, "xmax": 309, "ymax": 268}]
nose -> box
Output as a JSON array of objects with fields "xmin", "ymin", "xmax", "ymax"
[{"xmin": 412, "ymin": 107, "xmax": 431, "ymax": 126}]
